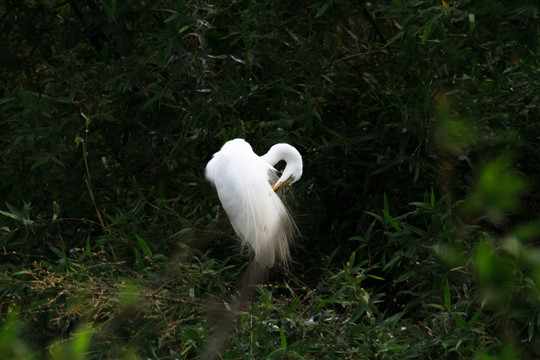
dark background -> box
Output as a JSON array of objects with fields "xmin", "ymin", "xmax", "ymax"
[{"xmin": 1, "ymin": 0, "xmax": 539, "ymax": 358}]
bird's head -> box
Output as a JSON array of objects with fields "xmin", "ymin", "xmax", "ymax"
[{"xmin": 264, "ymin": 143, "xmax": 302, "ymax": 192}]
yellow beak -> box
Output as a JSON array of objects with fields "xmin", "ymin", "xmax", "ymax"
[{"xmin": 272, "ymin": 178, "xmax": 292, "ymax": 192}]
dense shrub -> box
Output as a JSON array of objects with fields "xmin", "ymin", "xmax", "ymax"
[{"xmin": 1, "ymin": 0, "xmax": 539, "ymax": 358}]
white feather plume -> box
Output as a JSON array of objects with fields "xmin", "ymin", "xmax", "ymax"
[{"xmin": 205, "ymin": 139, "xmax": 300, "ymax": 268}]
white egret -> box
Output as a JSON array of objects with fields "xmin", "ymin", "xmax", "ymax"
[{"xmin": 205, "ymin": 138, "xmax": 302, "ymax": 268}]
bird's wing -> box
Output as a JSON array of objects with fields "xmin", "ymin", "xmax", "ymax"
[{"xmin": 207, "ymin": 149, "xmax": 294, "ymax": 267}]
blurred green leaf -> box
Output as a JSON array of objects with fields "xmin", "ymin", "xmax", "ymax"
[
  {"xmin": 52, "ymin": 201, "xmax": 59, "ymax": 223},
  {"xmin": 444, "ymin": 279, "xmax": 451, "ymax": 310},
  {"xmin": 279, "ymin": 327, "xmax": 287, "ymax": 350},
  {"xmin": 422, "ymin": 20, "xmax": 433, "ymax": 44}
]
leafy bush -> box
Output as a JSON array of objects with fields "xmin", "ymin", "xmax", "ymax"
[{"xmin": 1, "ymin": 0, "xmax": 539, "ymax": 358}]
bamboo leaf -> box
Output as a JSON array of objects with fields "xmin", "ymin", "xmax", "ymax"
[
  {"xmin": 52, "ymin": 201, "xmax": 59, "ymax": 223},
  {"xmin": 444, "ymin": 279, "xmax": 451, "ymax": 310},
  {"xmin": 279, "ymin": 328, "xmax": 287, "ymax": 350},
  {"xmin": 136, "ymin": 235, "xmax": 153, "ymax": 258},
  {"xmin": 422, "ymin": 21, "xmax": 433, "ymax": 44},
  {"xmin": 383, "ymin": 210, "xmax": 402, "ymax": 233}
]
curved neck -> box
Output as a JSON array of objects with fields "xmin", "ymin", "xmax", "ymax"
[
  {"xmin": 261, "ymin": 143, "xmax": 303, "ymax": 184},
  {"xmin": 260, "ymin": 143, "xmax": 298, "ymax": 166}
]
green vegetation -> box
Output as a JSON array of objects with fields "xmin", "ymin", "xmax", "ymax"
[{"xmin": 1, "ymin": 0, "xmax": 539, "ymax": 358}]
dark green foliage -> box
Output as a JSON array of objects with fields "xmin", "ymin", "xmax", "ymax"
[{"xmin": 1, "ymin": 0, "xmax": 539, "ymax": 358}]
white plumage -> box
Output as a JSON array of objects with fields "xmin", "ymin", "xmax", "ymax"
[{"xmin": 205, "ymin": 139, "xmax": 302, "ymax": 268}]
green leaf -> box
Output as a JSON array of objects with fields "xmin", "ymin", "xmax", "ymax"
[
  {"xmin": 246, "ymin": 50, "xmax": 253, "ymax": 68},
  {"xmin": 364, "ymin": 211, "xmax": 384, "ymax": 224},
  {"xmin": 383, "ymin": 192, "xmax": 389, "ymax": 214},
  {"xmin": 28, "ymin": 153, "xmax": 50, "ymax": 170},
  {"xmin": 279, "ymin": 327, "xmax": 287, "ymax": 350},
  {"xmin": 451, "ymin": 313, "xmax": 467, "ymax": 328},
  {"xmin": 49, "ymin": 154, "xmax": 65, "ymax": 168},
  {"xmin": 0, "ymin": 210, "xmax": 18, "ymax": 221},
  {"xmin": 275, "ymin": 83, "xmax": 295, "ymax": 92},
  {"xmin": 49, "ymin": 246, "xmax": 64, "ymax": 259},
  {"xmin": 136, "ymin": 235, "xmax": 153, "ymax": 258},
  {"xmin": 469, "ymin": 306, "xmax": 483, "ymax": 328},
  {"xmin": 100, "ymin": 0, "xmax": 116, "ymax": 21},
  {"xmin": 315, "ymin": 3, "xmax": 329, "ymax": 18},
  {"xmin": 444, "ymin": 279, "xmax": 451, "ymax": 310},
  {"xmin": 0, "ymin": 96, "xmax": 15, "ymax": 105},
  {"xmin": 347, "ymin": 251, "xmax": 356, "ymax": 268},
  {"xmin": 141, "ymin": 93, "xmax": 161, "ymax": 110},
  {"xmin": 72, "ymin": 324, "xmax": 94, "ymax": 355},
  {"xmin": 284, "ymin": 296, "xmax": 301, "ymax": 316},
  {"xmin": 54, "ymin": 97, "xmax": 74, "ymax": 104},
  {"xmin": 85, "ymin": 237, "xmax": 92, "ymax": 257},
  {"xmin": 370, "ymin": 158, "xmax": 404, "ymax": 175},
  {"xmin": 80, "ymin": 112, "xmax": 90, "ymax": 124},
  {"xmin": 134, "ymin": 249, "xmax": 143, "ymax": 272},
  {"xmin": 52, "ymin": 201, "xmax": 59, "ymax": 223},
  {"xmin": 422, "ymin": 20, "xmax": 433, "ymax": 44},
  {"xmin": 101, "ymin": 41, "xmax": 110, "ymax": 62},
  {"xmin": 1, "ymin": 202, "xmax": 23, "ymax": 221},
  {"xmin": 383, "ymin": 210, "xmax": 402, "ymax": 233}
]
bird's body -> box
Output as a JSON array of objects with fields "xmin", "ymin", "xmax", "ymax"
[{"xmin": 205, "ymin": 139, "xmax": 302, "ymax": 268}]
